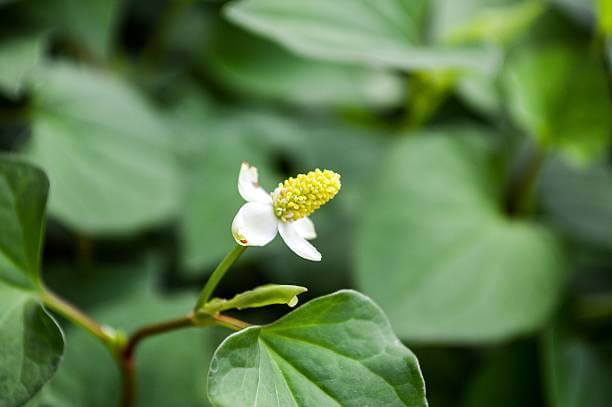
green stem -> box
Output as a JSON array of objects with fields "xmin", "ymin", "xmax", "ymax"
[
  {"xmin": 41, "ymin": 275, "xmax": 250, "ymax": 407},
  {"xmin": 41, "ymin": 243, "xmax": 247, "ymax": 407},
  {"xmin": 40, "ymin": 288, "xmax": 113, "ymax": 348},
  {"xmin": 118, "ymin": 312, "xmax": 250, "ymax": 406},
  {"xmin": 119, "ymin": 355, "xmax": 136, "ymax": 407},
  {"xmin": 123, "ymin": 314, "xmax": 195, "ymax": 360},
  {"xmin": 213, "ymin": 314, "xmax": 252, "ymax": 331},
  {"xmin": 120, "ymin": 314, "xmax": 195, "ymax": 407},
  {"xmin": 195, "ymin": 245, "xmax": 246, "ymax": 310}
]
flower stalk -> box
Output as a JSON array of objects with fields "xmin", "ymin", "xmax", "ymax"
[{"xmin": 195, "ymin": 244, "xmax": 247, "ymax": 310}]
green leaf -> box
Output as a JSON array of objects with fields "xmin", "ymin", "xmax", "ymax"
[
  {"xmin": 25, "ymin": 62, "xmax": 180, "ymax": 235},
  {"xmin": 503, "ymin": 45, "xmax": 612, "ymax": 164},
  {"xmin": 543, "ymin": 328, "xmax": 612, "ymax": 407},
  {"xmin": 206, "ymin": 20, "xmax": 403, "ymax": 109},
  {"xmin": 201, "ymin": 284, "xmax": 308, "ymax": 315},
  {"xmin": 208, "ymin": 290, "xmax": 428, "ymax": 407},
  {"xmin": 0, "ymin": 285, "xmax": 64, "ymax": 407},
  {"xmin": 0, "ymin": 154, "xmax": 48, "ymax": 287},
  {"xmin": 0, "ymin": 35, "xmax": 45, "ymax": 97},
  {"xmin": 0, "ymin": 156, "xmax": 64, "ymax": 405},
  {"xmin": 356, "ymin": 130, "xmax": 566, "ymax": 342},
  {"xmin": 539, "ymin": 157, "xmax": 612, "ymax": 249},
  {"xmin": 225, "ymin": 0, "xmax": 499, "ymax": 72},
  {"xmin": 24, "ymin": 0, "xmax": 120, "ymax": 57}
]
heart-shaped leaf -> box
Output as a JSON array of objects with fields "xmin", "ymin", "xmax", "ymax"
[
  {"xmin": 25, "ymin": 62, "xmax": 180, "ymax": 235},
  {"xmin": 208, "ymin": 290, "xmax": 427, "ymax": 406},
  {"xmin": 0, "ymin": 285, "xmax": 64, "ymax": 407},
  {"xmin": 356, "ymin": 130, "xmax": 567, "ymax": 342},
  {"xmin": 0, "ymin": 156, "xmax": 64, "ymax": 406},
  {"xmin": 225, "ymin": 0, "xmax": 499, "ymax": 72},
  {"xmin": 0, "ymin": 154, "xmax": 48, "ymax": 287}
]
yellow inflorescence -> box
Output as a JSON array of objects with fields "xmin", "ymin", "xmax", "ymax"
[{"xmin": 272, "ymin": 169, "xmax": 341, "ymax": 222}]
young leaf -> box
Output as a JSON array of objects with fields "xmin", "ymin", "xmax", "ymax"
[
  {"xmin": 25, "ymin": 62, "xmax": 180, "ymax": 235},
  {"xmin": 225, "ymin": 0, "xmax": 499, "ymax": 72},
  {"xmin": 356, "ymin": 130, "xmax": 567, "ymax": 342},
  {"xmin": 208, "ymin": 290, "xmax": 428, "ymax": 406},
  {"xmin": 503, "ymin": 45, "xmax": 612, "ymax": 164},
  {"xmin": 200, "ymin": 284, "xmax": 307, "ymax": 315}
]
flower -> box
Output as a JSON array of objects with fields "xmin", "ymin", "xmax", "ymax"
[{"xmin": 231, "ymin": 162, "xmax": 341, "ymax": 261}]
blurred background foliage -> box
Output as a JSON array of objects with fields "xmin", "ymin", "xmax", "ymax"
[{"xmin": 1, "ymin": 0, "xmax": 611, "ymax": 405}]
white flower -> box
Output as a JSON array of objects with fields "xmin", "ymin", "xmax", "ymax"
[{"xmin": 231, "ymin": 162, "xmax": 341, "ymax": 262}]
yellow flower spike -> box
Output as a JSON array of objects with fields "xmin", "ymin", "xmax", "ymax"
[{"xmin": 271, "ymin": 169, "xmax": 341, "ymax": 222}]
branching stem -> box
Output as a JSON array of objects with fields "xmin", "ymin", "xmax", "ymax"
[
  {"xmin": 40, "ymin": 287, "xmax": 113, "ymax": 348},
  {"xmin": 119, "ymin": 314, "xmax": 195, "ymax": 407},
  {"xmin": 118, "ymin": 312, "xmax": 251, "ymax": 406},
  {"xmin": 42, "ymin": 243, "xmax": 249, "ymax": 407}
]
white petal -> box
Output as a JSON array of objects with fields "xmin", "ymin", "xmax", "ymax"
[
  {"xmin": 232, "ymin": 202, "xmax": 278, "ymax": 246},
  {"xmin": 278, "ymin": 221, "xmax": 322, "ymax": 261},
  {"xmin": 238, "ymin": 162, "xmax": 272, "ymax": 204},
  {"xmin": 292, "ymin": 217, "xmax": 317, "ymax": 240}
]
